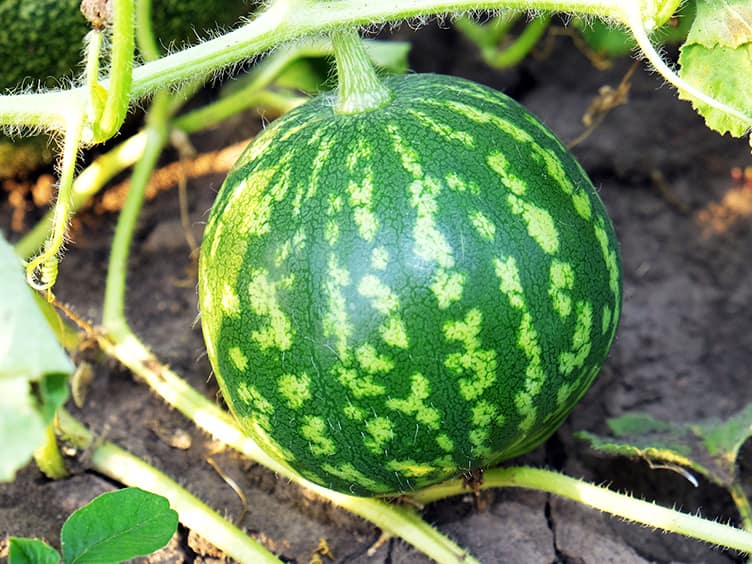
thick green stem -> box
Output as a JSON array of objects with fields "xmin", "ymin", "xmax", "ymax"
[
  {"xmin": 331, "ymin": 29, "xmax": 391, "ymax": 114},
  {"xmin": 94, "ymin": 328, "xmax": 477, "ymax": 563},
  {"xmin": 83, "ymin": 30, "xmax": 106, "ymax": 140},
  {"xmin": 135, "ymin": 0, "xmax": 161, "ymax": 62},
  {"xmin": 0, "ymin": 0, "xmax": 641, "ymax": 131},
  {"xmin": 95, "ymin": 0, "xmax": 135, "ymax": 140},
  {"xmin": 411, "ymin": 467, "xmax": 752, "ymax": 554},
  {"xmin": 56, "ymin": 409, "xmax": 280, "ymax": 563},
  {"xmin": 32, "ymin": 424, "xmax": 68, "ymax": 480},
  {"xmin": 102, "ymin": 91, "xmax": 170, "ymax": 333}
]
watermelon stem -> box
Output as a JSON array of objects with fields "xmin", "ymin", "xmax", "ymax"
[
  {"xmin": 410, "ymin": 466, "xmax": 752, "ymax": 553},
  {"xmin": 331, "ymin": 28, "xmax": 392, "ymax": 114}
]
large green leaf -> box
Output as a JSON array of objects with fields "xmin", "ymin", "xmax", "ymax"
[
  {"xmin": 577, "ymin": 404, "xmax": 752, "ymax": 487},
  {"xmin": 678, "ymin": 0, "xmax": 752, "ymax": 136},
  {"xmin": 8, "ymin": 538, "xmax": 61, "ymax": 564},
  {"xmin": 0, "ymin": 231, "xmax": 72, "ymax": 482},
  {"xmin": 61, "ymin": 488, "xmax": 178, "ymax": 564}
]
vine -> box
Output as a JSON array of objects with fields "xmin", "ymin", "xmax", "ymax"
[{"xmin": 4, "ymin": 0, "xmax": 752, "ymax": 561}]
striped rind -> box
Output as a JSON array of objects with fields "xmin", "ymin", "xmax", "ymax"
[{"xmin": 199, "ymin": 74, "xmax": 623, "ymax": 496}]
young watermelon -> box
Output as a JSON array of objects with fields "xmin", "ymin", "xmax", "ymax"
[{"xmin": 199, "ymin": 67, "xmax": 622, "ymax": 496}]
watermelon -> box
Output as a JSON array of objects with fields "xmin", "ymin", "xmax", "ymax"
[{"xmin": 199, "ymin": 73, "xmax": 622, "ymax": 497}]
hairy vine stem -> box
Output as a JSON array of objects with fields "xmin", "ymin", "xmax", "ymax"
[{"xmin": 0, "ymin": 0, "xmax": 693, "ymax": 132}]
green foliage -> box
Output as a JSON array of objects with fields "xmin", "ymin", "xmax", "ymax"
[
  {"xmin": 8, "ymin": 538, "xmax": 61, "ymax": 564},
  {"xmin": 9, "ymin": 488, "xmax": 178, "ymax": 564},
  {"xmin": 0, "ymin": 230, "xmax": 72, "ymax": 482},
  {"xmin": 577, "ymin": 404, "xmax": 752, "ymax": 489},
  {"xmin": 679, "ymin": 0, "xmax": 752, "ymax": 136}
]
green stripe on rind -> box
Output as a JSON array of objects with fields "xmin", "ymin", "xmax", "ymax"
[{"xmin": 199, "ymin": 74, "xmax": 622, "ymax": 497}]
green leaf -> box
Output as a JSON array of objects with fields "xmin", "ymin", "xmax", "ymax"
[
  {"xmin": 577, "ymin": 404, "xmax": 752, "ymax": 488},
  {"xmin": 685, "ymin": 0, "xmax": 752, "ymax": 48},
  {"xmin": 678, "ymin": 0, "xmax": 752, "ymax": 136},
  {"xmin": 0, "ymin": 231, "xmax": 73, "ymax": 482},
  {"xmin": 8, "ymin": 537, "xmax": 61, "ymax": 564},
  {"xmin": 61, "ymin": 487, "xmax": 179, "ymax": 564}
]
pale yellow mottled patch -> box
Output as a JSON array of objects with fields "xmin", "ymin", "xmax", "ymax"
[
  {"xmin": 380, "ymin": 317, "xmax": 409, "ymax": 349},
  {"xmin": 353, "ymin": 207, "xmax": 378, "ymax": 241},
  {"xmin": 472, "ymin": 400, "xmax": 498, "ymax": 426},
  {"xmin": 371, "ymin": 247, "xmax": 389, "ymax": 271},
  {"xmin": 469, "ymin": 428, "xmax": 491, "ymax": 457},
  {"xmin": 348, "ymin": 174, "xmax": 379, "ymax": 241},
  {"xmin": 431, "ymin": 268, "xmax": 465, "ymax": 309},
  {"xmin": 406, "ymin": 108, "xmax": 475, "ymax": 147},
  {"xmin": 446, "ymin": 172, "xmax": 481, "ymax": 195},
  {"xmin": 343, "ymin": 404, "xmax": 365, "ymax": 421},
  {"xmin": 387, "ymin": 459, "xmax": 437, "ymax": 478},
  {"xmin": 337, "ymin": 366, "xmax": 385, "ymax": 398},
  {"xmin": 355, "ymin": 344, "xmax": 394, "ymax": 374},
  {"xmin": 410, "ymin": 177, "xmax": 455, "ymax": 269},
  {"xmin": 556, "ymin": 364, "xmax": 599, "ymax": 407},
  {"xmin": 358, "ymin": 274, "xmax": 399, "ymax": 315},
  {"xmin": 469, "ymin": 401, "xmax": 499, "ymax": 457},
  {"xmin": 507, "ymin": 193, "xmax": 559, "ymax": 255},
  {"xmin": 323, "ymin": 254, "xmax": 353, "ymax": 359},
  {"xmin": 248, "ymin": 269, "xmax": 293, "ymax": 351},
  {"xmin": 436, "ymin": 433, "xmax": 454, "ymax": 452},
  {"xmin": 601, "ymin": 305, "xmax": 612, "ymax": 335},
  {"xmin": 430, "ymin": 99, "xmax": 535, "ymax": 145},
  {"xmin": 302, "ymin": 130, "xmax": 336, "ymax": 202},
  {"xmin": 559, "ymin": 301, "xmax": 593, "ymax": 376},
  {"xmin": 278, "ymin": 372, "xmax": 311, "ymax": 409},
  {"xmin": 364, "ymin": 417, "xmax": 395, "ymax": 454},
  {"xmin": 494, "ymin": 256, "xmax": 525, "ymax": 309},
  {"xmin": 386, "ymin": 124, "xmax": 423, "ymax": 177},
  {"xmin": 236, "ymin": 382, "xmax": 273, "ymax": 414},
  {"xmin": 594, "ymin": 218, "xmax": 621, "ymax": 340},
  {"xmin": 224, "ymin": 169, "xmax": 278, "ymax": 238},
  {"xmin": 514, "ymin": 312, "xmax": 546, "ymax": 432},
  {"xmin": 228, "ymin": 346, "xmax": 248, "ymax": 371},
  {"xmin": 549, "ymin": 260, "xmax": 574, "ymax": 318},
  {"xmin": 301, "ymin": 416, "xmax": 336, "ymax": 456},
  {"xmin": 327, "ymin": 194, "xmax": 343, "ymax": 215},
  {"xmin": 445, "ymin": 172, "xmax": 467, "ymax": 192},
  {"xmin": 321, "ymin": 462, "xmax": 386, "ymax": 493},
  {"xmin": 572, "ymin": 188, "xmax": 593, "ymax": 221},
  {"xmin": 469, "ymin": 210, "xmax": 496, "ymax": 241},
  {"xmin": 432, "ymin": 454, "xmax": 456, "ymax": 472},
  {"xmin": 347, "ymin": 137, "xmax": 372, "ymax": 171},
  {"xmin": 221, "ymin": 284, "xmax": 240, "ymax": 317},
  {"xmin": 444, "ymin": 309, "xmax": 498, "ymax": 401},
  {"xmin": 324, "ymin": 219, "xmax": 339, "ymax": 246},
  {"xmin": 274, "ymin": 240, "xmax": 291, "ymax": 267},
  {"xmin": 386, "ymin": 373, "xmax": 441, "ymax": 429},
  {"xmin": 486, "ymin": 152, "xmax": 527, "ymax": 195}
]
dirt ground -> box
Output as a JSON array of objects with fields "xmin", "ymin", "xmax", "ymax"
[{"xmin": 2, "ymin": 21, "xmax": 752, "ymax": 563}]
